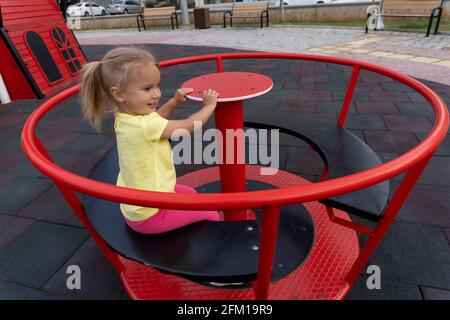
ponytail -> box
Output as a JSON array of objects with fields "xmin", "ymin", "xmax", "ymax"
[{"xmin": 80, "ymin": 61, "xmax": 106, "ymax": 132}]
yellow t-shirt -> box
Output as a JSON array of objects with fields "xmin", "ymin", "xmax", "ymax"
[{"xmin": 114, "ymin": 111, "xmax": 176, "ymax": 222}]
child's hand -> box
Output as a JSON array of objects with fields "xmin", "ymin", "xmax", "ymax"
[
  {"xmin": 173, "ymin": 88, "xmax": 194, "ymax": 105},
  {"xmin": 202, "ymin": 89, "xmax": 219, "ymax": 108}
]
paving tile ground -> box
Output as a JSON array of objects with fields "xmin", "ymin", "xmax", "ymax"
[{"xmin": 0, "ymin": 25, "xmax": 449, "ymax": 300}]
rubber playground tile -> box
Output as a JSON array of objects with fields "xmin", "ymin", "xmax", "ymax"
[
  {"xmin": 299, "ymin": 74, "xmax": 330, "ymax": 82},
  {"xmin": 0, "ymin": 128, "xmax": 22, "ymax": 150},
  {"xmin": 332, "ymin": 90, "xmax": 370, "ymax": 102},
  {"xmin": 355, "ymin": 101, "xmax": 399, "ymax": 115},
  {"xmin": 383, "ymin": 115, "xmax": 434, "ymax": 132},
  {"xmin": 418, "ymin": 156, "xmax": 450, "ymax": 187},
  {"xmin": 316, "ymin": 101, "xmax": 356, "ymax": 114},
  {"xmin": 355, "ymin": 81, "xmax": 384, "ymax": 92},
  {"xmin": 315, "ymin": 81, "xmax": 348, "ymax": 91},
  {"xmin": 0, "ymin": 174, "xmax": 13, "ymax": 185},
  {"xmin": 0, "ymin": 176, "xmax": 52, "ymax": 214},
  {"xmin": 0, "ymin": 112, "xmax": 29, "ymax": 128},
  {"xmin": 346, "ymin": 276, "xmax": 422, "ymax": 300},
  {"xmin": 278, "ymin": 99, "xmax": 316, "ymax": 113},
  {"xmin": 380, "ymin": 82, "xmax": 415, "ymax": 92},
  {"xmin": 244, "ymin": 97, "xmax": 280, "ymax": 110},
  {"xmin": 345, "ymin": 114, "xmax": 386, "ymax": 131},
  {"xmin": 0, "ymin": 100, "xmax": 39, "ymax": 114},
  {"xmin": 367, "ymin": 222, "xmax": 450, "ymax": 290},
  {"xmin": 56, "ymin": 132, "xmax": 115, "ymax": 155},
  {"xmin": 267, "ymin": 89, "xmax": 300, "ymax": 101},
  {"xmin": 364, "ymin": 130, "xmax": 419, "ymax": 153},
  {"xmin": 269, "ymin": 73, "xmax": 301, "ymax": 82},
  {"xmin": 15, "ymin": 186, "xmax": 76, "ymax": 226},
  {"xmin": 1, "ymin": 158, "xmax": 46, "ymax": 179},
  {"xmin": 391, "ymin": 181, "xmax": 450, "ymax": 228},
  {"xmin": 297, "ymin": 90, "xmax": 333, "ymax": 101},
  {"xmin": 48, "ymin": 151, "xmax": 105, "ymax": 177},
  {"xmin": 416, "ymin": 132, "xmax": 450, "ymax": 157},
  {"xmin": 43, "ymin": 238, "xmax": 126, "ymax": 300},
  {"xmin": 405, "ymin": 92, "xmax": 428, "ymax": 103},
  {"xmin": 421, "ymin": 286, "xmax": 450, "ymax": 300},
  {"xmin": 368, "ymin": 91, "xmax": 410, "ymax": 102},
  {"xmin": 0, "ymin": 280, "xmax": 62, "ymax": 300},
  {"xmin": 36, "ymin": 130, "xmax": 82, "ymax": 152},
  {"xmin": 284, "ymin": 146, "xmax": 324, "ymax": 176},
  {"xmin": 0, "ymin": 222, "xmax": 88, "ymax": 289},
  {"xmin": 395, "ymin": 102, "xmax": 434, "ymax": 117},
  {"xmin": 283, "ymin": 81, "xmax": 315, "ymax": 90},
  {"xmin": 359, "ymin": 70, "xmax": 395, "ymax": 83},
  {"xmin": 0, "ymin": 147, "xmax": 24, "ymax": 171},
  {"xmin": 0, "ymin": 214, "xmax": 34, "ymax": 251}
]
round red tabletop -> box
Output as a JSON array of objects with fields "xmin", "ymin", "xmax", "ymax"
[{"xmin": 182, "ymin": 72, "xmax": 273, "ymax": 102}]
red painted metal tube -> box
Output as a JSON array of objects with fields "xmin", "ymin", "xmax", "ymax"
[
  {"xmin": 338, "ymin": 65, "xmax": 360, "ymax": 128},
  {"xmin": 255, "ymin": 206, "xmax": 281, "ymax": 300},
  {"xmin": 33, "ymin": 133, "xmax": 125, "ymax": 273},
  {"xmin": 214, "ymin": 100, "xmax": 247, "ymax": 220},
  {"xmin": 345, "ymin": 155, "xmax": 432, "ymax": 286},
  {"xmin": 216, "ymin": 56, "xmax": 223, "ymax": 72}
]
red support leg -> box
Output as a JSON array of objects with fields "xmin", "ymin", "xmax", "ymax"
[
  {"xmin": 338, "ymin": 65, "xmax": 360, "ymax": 128},
  {"xmin": 344, "ymin": 155, "xmax": 432, "ymax": 286},
  {"xmin": 254, "ymin": 206, "xmax": 281, "ymax": 300},
  {"xmin": 214, "ymin": 101, "xmax": 247, "ymax": 221},
  {"xmin": 216, "ymin": 56, "xmax": 223, "ymax": 72},
  {"xmin": 33, "ymin": 134, "xmax": 125, "ymax": 273}
]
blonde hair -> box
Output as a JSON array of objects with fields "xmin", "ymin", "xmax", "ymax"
[{"xmin": 80, "ymin": 47, "xmax": 159, "ymax": 131}]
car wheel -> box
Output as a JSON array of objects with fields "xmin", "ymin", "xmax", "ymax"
[
  {"xmin": 84, "ymin": 11, "xmax": 89, "ymax": 17},
  {"xmin": 102, "ymin": 10, "xmax": 106, "ymax": 15},
  {"xmin": 124, "ymin": 9, "xmax": 128, "ymax": 14}
]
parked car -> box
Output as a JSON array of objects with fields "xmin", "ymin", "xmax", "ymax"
[
  {"xmin": 330, "ymin": 0, "xmax": 370, "ymax": 3},
  {"xmin": 66, "ymin": 2, "xmax": 107, "ymax": 17},
  {"xmin": 107, "ymin": 0, "xmax": 142, "ymax": 15},
  {"xmin": 283, "ymin": 0, "xmax": 333, "ymax": 5}
]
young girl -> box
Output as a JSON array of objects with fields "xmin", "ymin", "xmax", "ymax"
[{"xmin": 80, "ymin": 47, "xmax": 220, "ymax": 234}]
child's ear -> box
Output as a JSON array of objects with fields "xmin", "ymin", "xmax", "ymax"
[{"xmin": 109, "ymin": 86, "xmax": 125, "ymax": 103}]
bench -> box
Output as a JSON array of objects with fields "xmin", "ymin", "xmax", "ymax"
[
  {"xmin": 223, "ymin": 2, "xmax": 270, "ymax": 28},
  {"xmin": 136, "ymin": 7, "xmax": 178, "ymax": 31},
  {"xmin": 365, "ymin": 0, "xmax": 445, "ymax": 37}
]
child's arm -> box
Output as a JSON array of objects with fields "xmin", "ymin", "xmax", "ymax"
[
  {"xmin": 161, "ymin": 89, "xmax": 218, "ymax": 140},
  {"xmin": 157, "ymin": 88, "xmax": 193, "ymax": 119}
]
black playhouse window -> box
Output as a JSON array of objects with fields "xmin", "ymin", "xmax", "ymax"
[
  {"xmin": 51, "ymin": 27, "xmax": 82, "ymax": 75},
  {"xmin": 25, "ymin": 31, "xmax": 63, "ymax": 84}
]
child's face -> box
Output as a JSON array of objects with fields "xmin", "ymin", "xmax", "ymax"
[{"xmin": 113, "ymin": 62, "xmax": 161, "ymax": 115}]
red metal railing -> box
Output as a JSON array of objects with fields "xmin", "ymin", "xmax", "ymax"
[{"xmin": 21, "ymin": 52, "xmax": 449, "ymax": 300}]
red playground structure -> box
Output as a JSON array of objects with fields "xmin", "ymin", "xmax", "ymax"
[
  {"xmin": 21, "ymin": 52, "xmax": 449, "ymax": 300},
  {"xmin": 0, "ymin": 0, "xmax": 86, "ymax": 100}
]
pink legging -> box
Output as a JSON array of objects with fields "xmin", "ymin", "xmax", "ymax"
[{"xmin": 124, "ymin": 184, "xmax": 220, "ymax": 234}]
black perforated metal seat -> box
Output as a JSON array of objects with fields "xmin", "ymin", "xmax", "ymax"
[{"xmin": 82, "ymin": 147, "xmax": 314, "ymax": 283}]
